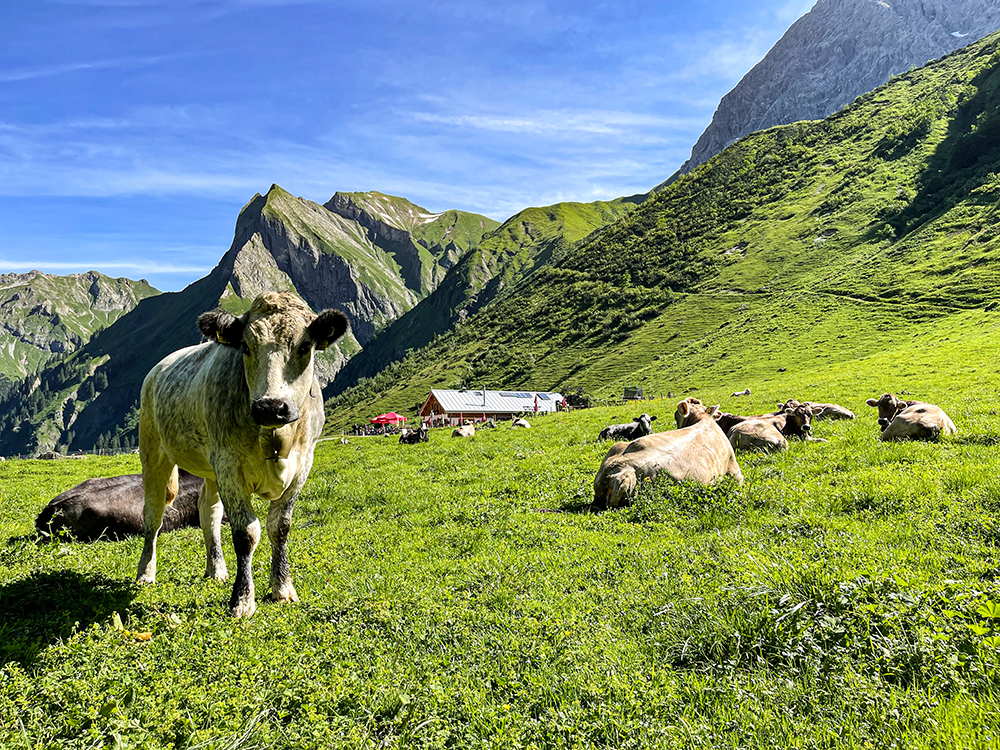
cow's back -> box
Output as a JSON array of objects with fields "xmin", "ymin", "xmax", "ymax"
[
  {"xmin": 729, "ymin": 419, "xmax": 788, "ymax": 453},
  {"xmin": 881, "ymin": 403, "xmax": 956, "ymax": 441}
]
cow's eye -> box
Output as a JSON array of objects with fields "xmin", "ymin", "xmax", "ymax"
[
  {"xmin": 240, "ymin": 342, "xmax": 250, "ymax": 355},
  {"xmin": 297, "ymin": 341, "xmax": 312, "ymax": 357}
]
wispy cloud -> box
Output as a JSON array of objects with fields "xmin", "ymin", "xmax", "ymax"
[
  {"xmin": 0, "ymin": 55, "xmax": 175, "ymax": 83},
  {"xmin": 407, "ymin": 110, "xmax": 701, "ymax": 136},
  {"xmin": 0, "ymin": 259, "xmax": 212, "ymax": 274}
]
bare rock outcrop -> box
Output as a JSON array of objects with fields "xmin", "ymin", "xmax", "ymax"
[{"xmin": 676, "ymin": 0, "xmax": 1000, "ymax": 177}]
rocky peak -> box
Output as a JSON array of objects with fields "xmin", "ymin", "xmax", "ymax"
[{"xmin": 676, "ymin": 0, "xmax": 1000, "ymax": 178}]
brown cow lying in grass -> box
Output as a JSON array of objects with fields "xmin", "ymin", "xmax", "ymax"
[
  {"xmin": 728, "ymin": 404, "xmax": 825, "ymax": 453},
  {"xmin": 593, "ymin": 398, "xmax": 743, "ymax": 508},
  {"xmin": 36, "ymin": 470, "xmax": 206, "ymax": 542},
  {"xmin": 865, "ymin": 393, "xmax": 956, "ymax": 441},
  {"xmin": 452, "ymin": 424, "xmax": 475, "ymax": 438}
]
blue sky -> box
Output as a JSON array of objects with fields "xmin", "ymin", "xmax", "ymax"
[{"xmin": 1, "ymin": 0, "xmax": 815, "ymax": 290}]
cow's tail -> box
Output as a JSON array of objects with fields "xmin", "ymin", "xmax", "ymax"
[{"xmin": 164, "ymin": 466, "xmax": 179, "ymax": 507}]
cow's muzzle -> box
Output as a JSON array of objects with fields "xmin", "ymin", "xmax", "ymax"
[{"xmin": 251, "ymin": 397, "xmax": 299, "ymax": 427}]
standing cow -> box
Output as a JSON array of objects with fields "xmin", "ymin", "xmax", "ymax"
[{"xmin": 136, "ymin": 292, "xmax": 349, "ymax": 618}]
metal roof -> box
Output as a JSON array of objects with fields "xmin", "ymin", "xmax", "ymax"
[{"xmin": 425, "ymin": 389, "xmax": 563, "ymax": 415}]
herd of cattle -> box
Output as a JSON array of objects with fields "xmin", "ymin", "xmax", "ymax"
[
  {"xmin": 27, "ymin": 292, "xmax": 960, "ymax": 617},
  {"xmin": 592, "ymin": 393, "xmax": 956, "ymax": 508}
]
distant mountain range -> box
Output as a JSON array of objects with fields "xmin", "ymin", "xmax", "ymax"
[
  {"xmin": 0, "ymin": 188, "xmax": 499, "ymax": 454},
  {"xmin": 0, "ymin": 271, "xmax": 157, "ymax": 381},
  {"xmin": 674, "ymin": 0, "xmax": 1000, "ymax": 178}
]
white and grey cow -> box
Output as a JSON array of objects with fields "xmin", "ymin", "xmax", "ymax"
[
  {"xmin": 136, "ymin": 292, "xmax": 349, "ymax": 618},
  {"xmin": 598, "ymin": 414, "xmax": 657, "ymax": 442}
]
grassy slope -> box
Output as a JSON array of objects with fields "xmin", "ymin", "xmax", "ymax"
[
  {"xmin": 4, "ymin": 326, "xmax": 1000, "ymax": 746},
  {"xmin": 324, "ymin": 33, "xmax": 1000, "ymax": 430},
  {"xmin": 0, "ymin": 273, "xmax": 159, "ymax": 380},
  {"xmin": 328, "ymin": 197, "xmax": 641, "ymax": 399}
]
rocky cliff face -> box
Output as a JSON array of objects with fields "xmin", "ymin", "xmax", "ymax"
[
  {"xmin": 0, "ymin": 270, "xmax": 158, "ymax": 379},
  {"xmin": 677, "ymin": 0, "xmax": 1000, "ymax": 176}
]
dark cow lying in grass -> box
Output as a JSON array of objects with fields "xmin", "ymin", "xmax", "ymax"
[
  {"xmin": 593, "ymin": 398, "xmax": 743, "ymax": 508},
  {"xmin": 777, "ymin": 399, "xmax": 855, "ymax": 420},
  {"xmin": 598, "ymin": 414, "xmax": 657, "ymax": 442},
  {"xmin": 399, "ymin": 427, "xmax": 428, "ymax": 444},
  {"xmin": 865, "ymin": 392, "xmax": 956, "ymax": 441},
  {"xmin": 36, "ymin": 470, "xmax": 206, "ymax": 542},
  {"xmin": 727, "ymin": 404, "xmax": 825, "ymax": 453},
  {"xmin": 136, "ymin": 292, "xmax": 349, "ymax": 618}
]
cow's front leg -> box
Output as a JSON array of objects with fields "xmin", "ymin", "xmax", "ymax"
[
  {"xmin": 267, "ymin": 483, "xmax": 302, "ymax": 604},
  {"xmin": 198, "ymin": 478, "xmax": 228, "ymax": 580},
  {"xmin": 218, "ymin": 476, "xmax": 260, "ymax": 618}
]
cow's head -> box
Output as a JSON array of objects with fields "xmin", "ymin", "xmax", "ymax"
[
  {"xmin": 780, "ymin": 405, "xmax": 813, "ymax": 438},
  {"xmin": 674, "ymin": 397, "xmax": 720, "ymax": 429},
  {"xmin": 199, "ymin": 292, "xmax": 349, "ymax": 428},
  {"xmin": 865, "ymin": 393, "xmax": 905, "ymax": 428},
  {"xmin": 634, "ymin": 413, "xmax": 657, "ymax": 435},
  {"xmin": 776, "ymin": 399, "xmax": 802, "ymax": 413}
]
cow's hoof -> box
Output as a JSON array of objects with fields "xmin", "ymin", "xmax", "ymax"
[
  {"xmin": 204, "ymin": 566, "xmax": 228, "ymax": 581},
  {"xmin": 271, "ymin": 586, "xmax": 299, "ymax": 604},
  {"xmin": 230, "ymin": 599, "xmax": 257, "ymax": 618},
  {"xmin": 136, "ymin": 573, "xmax": 156, "ymax": 585}
]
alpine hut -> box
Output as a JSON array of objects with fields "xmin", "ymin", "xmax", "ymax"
[{"xmin": 419, "ymin": 389, "xmax": 563, "ymax": 426}]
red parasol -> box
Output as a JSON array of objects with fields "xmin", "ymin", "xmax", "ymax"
[{"xmin": 369, "ymin": 412, "xmax": 408, "ymax": 425}]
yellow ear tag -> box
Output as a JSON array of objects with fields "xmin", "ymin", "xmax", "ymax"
[{"xmin": 216, "ymin": 332, "xmax": 225, "ymax": 344}]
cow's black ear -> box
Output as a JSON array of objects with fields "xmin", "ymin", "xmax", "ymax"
[
  {"xmin": 865, "ymin": 398, "xmax": 879, "ymax": 407},
  {"xmin": 198, "ymin": 309, "xmax": 245, "ymax": 346},
  {"xmin": 650, "ymin": 416, "xmax": 657, "ymax": 421},
  {"xmin": 309, "ymin": 309, "xmax": 350, "ymax": 351}
]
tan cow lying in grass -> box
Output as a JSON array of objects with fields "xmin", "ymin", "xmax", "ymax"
[
  {"xmin": 728, "ymin": 405, "xmax": 824, "ymax": 453},
  {"xmin": 865, "ymin": 393, "xmax": 956, "ymax": 441},
  {"xmin": 452, "ymin": 424, "xmax": 475, "ymax": 438},
  {"xmin": 593, "ymin": 398, "xmax": 743, "ymax": 508},
  {"xmin": 777, "ymin": 399, "xmax": 855, "ymax": 420}
]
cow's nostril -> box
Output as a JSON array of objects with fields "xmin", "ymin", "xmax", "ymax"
[{"xmin": 251, "ymin": 398, "xmax": 299, "ymax": 426}]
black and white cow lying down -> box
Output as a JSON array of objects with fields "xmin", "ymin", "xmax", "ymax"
[
  {"xmin": 598, "ymin": 414, "xmax": 657, "ymax": 442},
  {"xmin": 136, "ymin": 292, "xmax": 349, "ymax": 618},
  {"xmin": 36, "ymin": 470, "xmax": 206, "ymax": 542}
]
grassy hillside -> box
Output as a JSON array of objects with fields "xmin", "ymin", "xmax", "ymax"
[
  {"xmin": 0, "ymin": 271, "xmax": 159, "ymax": 382},
  {"xmin": 4, "ymin": 338, "xmax": 1000, "ymax": 745},
  {"xmin": 329, "ymin": 197, "xmax": 642, "ymax": 398},
  {"xmin": 325, "ymin": 31, "xmax": 1000, "ymax": 429}
]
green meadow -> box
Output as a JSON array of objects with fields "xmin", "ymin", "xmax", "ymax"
[{"xmin": 4, "ymin": 320, "xmax": 1000, "ymax": 748}]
